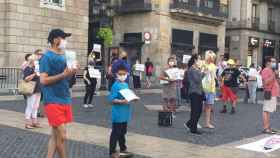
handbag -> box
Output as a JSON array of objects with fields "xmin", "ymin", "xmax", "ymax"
[
  {"xmin": 18, "ymin": 80, "xmax": 36, "ymax": 95},
  {"xmin": 264, "ymin": 91, "xmax": 272, "ymax": 100},
  {"xmin": 158, "ymin": 112, "xmax": 172, "ymax": 127}
]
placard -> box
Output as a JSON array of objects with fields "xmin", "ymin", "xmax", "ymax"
[
  {"xmin": 183, "ymin": 55, "xmax": 191, "ymax": 64},
  {"xmin": 135, "ymin": 64, "xmax": 145, "ymax": 71},
  {"xmin": 65, "ymin": 50, "xmax": 77, "ymax": 69},
  {"xmin": 165, "ymin": 68, "xmax": 184, "ymax": 80},
  {"xmin": 119, "ymin": 89, "xmax": 140, "ymax": 102},
  {"xmin": 93, "ymin": 44, "xmax": 102, "ymax": 52},
  {"xmin": 88, "ymin": 67, "xmax": 101, "ymax": 78}
]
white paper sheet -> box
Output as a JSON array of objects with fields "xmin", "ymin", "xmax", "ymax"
[
  {"xmin": 165, "ymin": 68, "xmax": 184, "ymax": 80},
  {"xmin": 165, "ymin": 68, "xmax": 179, "ymax": 80},
  {"xmin": 236, "ymin": 135, "xmax": 280, "ymax": 153},
  {"xmin": 119, "ymin": 89, "xmax": 139, "ymax": 102},
  {"xmin": 135, "ymin": 64, "xmax": 145, "ymax": 72},
  {"xmin": 65, "ymin": 50, "xmax": 77, "ymax": 69},
  {"xmin": 88, "ymin": 67, "xmax": 101, "ymax": 78},
  {"xmin": 183, "ymin": 55, "xmax": 191, "ymax": 64}
]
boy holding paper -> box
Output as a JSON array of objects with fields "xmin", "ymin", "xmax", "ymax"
[{"xmin": 108, "ymin": 64, "xmax": 139, "ymax": 158}]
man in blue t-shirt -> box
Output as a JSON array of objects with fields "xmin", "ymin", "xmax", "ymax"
[
  {"xmin": 108, "ymin": 64, "xmax": 139, "ymax": 158},
  {"xmin": 40, "ymin": 29, "xmax": 77, "ymax": 158}
]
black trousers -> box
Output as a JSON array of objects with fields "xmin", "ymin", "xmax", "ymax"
[
  {"xmin": 109, "ymin": 122, "xmax": 128, "ymax": 155},
  {"xmin": 133, "ymin": 75, "xmax": 141, "ymax": 89},
  {"xmin": 187, "ymin": 93, "xmax": 203, "ymax": 132},
  {"xmin": 83, "ymin": 82, "xmax": 96, "ymax": 104}
]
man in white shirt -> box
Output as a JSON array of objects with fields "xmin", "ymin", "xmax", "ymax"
[{"xmin": 247, "ymin": 63, "xmax": 258, "ymax": 104}]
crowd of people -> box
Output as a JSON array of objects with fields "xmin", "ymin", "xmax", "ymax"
[{"xmin": 20, "ymin": 28, "xmax": 280, "ymax": 158}]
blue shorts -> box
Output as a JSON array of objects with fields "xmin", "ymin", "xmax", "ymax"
[{"xmin": 205, "ymin": 93, "xmax": 215, "ymax": 105}]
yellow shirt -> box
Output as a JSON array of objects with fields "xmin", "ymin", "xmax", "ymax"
[{"xmin": 202, "ymin": 63, "xmax": 217, "ymax": 93}]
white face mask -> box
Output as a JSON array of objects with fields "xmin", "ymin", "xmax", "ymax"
[
  {"xmin": 58, "ymin": 39, "xmax": 67, "ymax": 50},
  {"xmin": 117, "ymin": 74, "xmax": 128, "ymax": 82}
]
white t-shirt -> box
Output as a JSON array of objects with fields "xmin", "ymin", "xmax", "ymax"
[{"xmin": 248, "ymin": 68, "xmax": 258, "ymax": 78}]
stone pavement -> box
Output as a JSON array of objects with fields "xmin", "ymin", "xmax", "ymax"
[{"xmin": 0, "ymin": 93, "xmax": 280, "ymax": 158}]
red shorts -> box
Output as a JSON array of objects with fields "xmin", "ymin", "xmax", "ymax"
[
  {"xmin": 221, "ymin": 85, "xmax": 238, "ymax": 103},
  {"xmin": 44, "ymin": 104, "xmax": 73, "ymax": 127}
]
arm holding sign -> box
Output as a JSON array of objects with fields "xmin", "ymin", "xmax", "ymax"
[
  {"xmin": 83, "ymin": 68, "xmax": 90, "ymax": 85},
  {"xmin": 108, "ymin": 84, "xmax": 130, "ymax": 105}
]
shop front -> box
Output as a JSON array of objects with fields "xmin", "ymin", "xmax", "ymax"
[
  {"xmin": 171, "ymin": 29, "xmax": 194, "ymax": 64},
  {"xmin": 262, "ymin": 39, "xmax": 275, "ymax": 66}
]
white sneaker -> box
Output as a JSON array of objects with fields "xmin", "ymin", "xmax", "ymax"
[
  {"xmin": 83, "ymin": 104, "xmax": 89, "ymax": 108},
  {"xmin": 197, "ymin": 123, "xmax": 202, "ymax": 129},
  {"xmin": 88, "ymin": 104, "xmax": 94, "ymax": 108}
]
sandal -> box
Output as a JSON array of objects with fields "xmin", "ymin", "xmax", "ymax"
[
  {"xmin": 32, "ymin": 123, "xmax": 42, "ymax": 128},
  {"xmin": 25, "ymin": 124, "xmax": 34, "ymax": 129},
  {"xmin": 205, "ymin": 124, "xmax": 215, "ymax": 129},
  {"xmin": 262, "ymin": 129, "xmax": 276, "ymax": 134}
]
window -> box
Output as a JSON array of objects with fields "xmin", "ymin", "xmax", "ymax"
[
  {"xmin": 204, "ymin": 0, "xmax": 214, "ymax": 8},
  {"xmin": 252, "ymin": 4, "xmax": 257, "ymax": 18},
  {"xmin": 268, "ymin": 8, "xmax": 273, "ymax": 22},
  {"xmin": 40, "ymin": 0, "xmax": 65, "ymax": 11}
]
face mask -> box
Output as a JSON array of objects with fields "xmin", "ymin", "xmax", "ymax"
[
  {"xmin": 271, "ymin": 63, "xmax": 277, "ymax": 69},
  {"xmin": 58, "ymin": 39, "xmax": 67, "ymax": 50},
  {"xmin": 122, "ymin": 57, "xmax": 127, "ymax": 60},
  {"xmin": 117, "ymin": 74, "xmax": 128, "ymax": 82}
]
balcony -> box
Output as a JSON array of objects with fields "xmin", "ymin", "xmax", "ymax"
[
  {"xmin": 170, "ymin": 0, "xmax": 228, "ymax": 20},
  {"xmin": 227, "ymin": 18, "xmax": 277, "ymax": 33},
  {"xmin": 115, "ymin": 0, "xmax": 152, "ymax": 14},
  {"xmin": 268, "ymin": 20, "xmax": 275, "ymax": 32},
  {"xmin": 251, "ymin": 17, "xmax": 260, "ymax": 30}
]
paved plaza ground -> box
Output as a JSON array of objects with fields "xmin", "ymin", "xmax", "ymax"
[{"xmin": 0, "ymin": 90, "xmax": 280, "ymax": 158}]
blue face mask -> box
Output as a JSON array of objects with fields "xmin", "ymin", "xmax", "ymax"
[{"xmin": 271, "ymin": 63, "xmax": 277, "ymax": 69}]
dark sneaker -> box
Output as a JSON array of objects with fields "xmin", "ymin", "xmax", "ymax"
[
  {"xmin": 190, "ymin": 130, "xmax": 203, "ymax": 135},
  {"xmin": 119, "ymin": 151, "xmax": 133, "ymax": 158},
  {"xmin": 184, "ymin": 123, "xmax": 190, "ymax": 131}
]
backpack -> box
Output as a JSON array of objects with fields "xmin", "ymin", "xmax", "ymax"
[{"xmin": 147, "ymin": 64, "xmax": 153, "ymax": 74}]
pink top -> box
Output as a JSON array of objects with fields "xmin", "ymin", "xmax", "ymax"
[{"xmin": 261, "ymin": 68, "xmax": 280, "ymax": 97}]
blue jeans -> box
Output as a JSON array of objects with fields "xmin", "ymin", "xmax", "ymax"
[{"xmin": 248, "ymin": 81, "xmax": 257, "ymax": 104}]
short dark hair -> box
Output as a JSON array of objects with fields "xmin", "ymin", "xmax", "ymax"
[
  {"xmin": 188, "ymin": 54, "xmax": 198, "ymax": 68},
  {"xmin": 24, "ymin": 54, "xmax": 32, "ymax": 61},
  {"xmin": 250, "ymin": 63, "xmax": 255, "ymax": 68},
  {"xmin": 116, "ymin": 64, "xmax": 128, "ymax": 72},
  {"xmin": 265, "ymin": 56, "xmax": 272, "ymax": 65}
]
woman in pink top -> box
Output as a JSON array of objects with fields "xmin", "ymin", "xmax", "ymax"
[{"xmin": 261, "ymin": 57, "xmax": 279, "ymax": 134}]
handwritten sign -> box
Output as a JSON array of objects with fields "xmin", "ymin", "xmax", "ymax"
[
  {"xmin": 183, "ymin": 55, "xmax": 191, "ymax": 64},
  {"xmin": 135, "ymin": 64, "xmax": 145, "ymax": 72},
  {"xmin": 119, "ymin": 89, "xmax": 140, "ymax": 102},
  {"xmin": 88, "ymin": 67, "xmax": 101, "ymax": 78},
  {"xmin": 65, "ymin": 50, "xmax": 77, "ymax": 69}
]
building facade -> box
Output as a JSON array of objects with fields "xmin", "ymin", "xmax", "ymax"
[
  {"xmin": 0, "ymin": 0, "xmax": 89, "ymax": 67},
  {"xmin": 227, "ymin": 0, "xmax": 280, "ymax": 67},
  {"xmin": 112, "ymin": 0, "xmax": 228, "ymax": 71}
]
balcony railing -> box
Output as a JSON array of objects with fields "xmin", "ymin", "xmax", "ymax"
[
  {"xmin": 170, "ymin": 0, "xmax": 228, "ymax": 18},
  {"xmin": 115, "ymin": 0, "xmax": 152, "ymax": 14},
  {"xmin": 251, "ymin": 17, "xmax": 260, "ymax": 30},
  {"xmin": 227, "ymin": 18, "xmax": 277, "ymax": 33},
  {"xmin": 268, "ymin": 20, "xmax": 275, "ymax": 32}
]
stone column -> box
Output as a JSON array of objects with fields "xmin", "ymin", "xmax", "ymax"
[{"xmin": 193, "ymin": 31, "xmax": 199, "ymax": 54}]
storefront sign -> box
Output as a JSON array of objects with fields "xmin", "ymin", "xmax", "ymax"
[
  {"xmin": 144, "ymin": 32, "xmax": 151, "ymax": 44},
  {"xmin": 249, "ymin": 37, "xmax": 259, "ymax": 48},
  {"xmin": 263, "ymin": 39, "xmax": 275, "ymax": 48}
]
